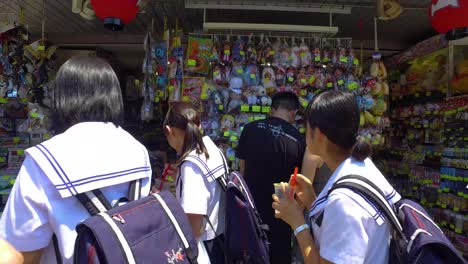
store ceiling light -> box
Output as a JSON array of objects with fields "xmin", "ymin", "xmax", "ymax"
[
  {"xmin": 185, "ymin": 1, "xmax": 352, "ymax": 15},
  {"xmin": 203, "ymin": 22, "xmax": 339, "ymax": 35}
]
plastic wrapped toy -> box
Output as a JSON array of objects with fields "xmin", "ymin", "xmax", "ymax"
[
  {"xmin": 291, "ymin": 38, "xmax": 300, "ymax": 69},
  {"xmin": 232, "ymin": 36, "xmax": 245, "ymax": 63},
  {"xmin": 257, "ymin": 86, "xmax": 272, "ymax": 106},
  {"xmin": 221, "ymin": 114, "xmax": 235, "ymax": 131},
  {"xmin": 244, "ymin": 64, "xmax": 261, "ymax": 86},
  {"xmin": 280, "ymin": 38, "xmax": 291, "ymax": 68},
  {"xmin": 262, "ymin": 67, "xmax": 276, "ymax": 94},
  {"xmin": 299, "ymin": 38, "xmax": 312, "ymax": 68}
]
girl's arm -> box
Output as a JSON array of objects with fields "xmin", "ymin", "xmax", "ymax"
[{"xmin": 186, "ymin": 214, "xmax": 205, "ymax": 240}]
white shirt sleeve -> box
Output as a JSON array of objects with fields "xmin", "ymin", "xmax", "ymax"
[
  {"xmin": 318, "ymin": 194, "xmax": 372, "ymax": 264},
  {"xmin": 178, "ymin": 162, "xmax": 210, "ymax": 215},
  {"xmin": 0, "ymin": 156, "xmax": 53, "ymax": 252}
]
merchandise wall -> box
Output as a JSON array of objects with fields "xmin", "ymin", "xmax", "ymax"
[
  {"xmin": 375, "ymin": 36, "xmax": 468, "ymax": 256},
  {"xmin": 0, "ymin": 26, "xmax": 54, "ymax": 218},
  {"xmin": 138, "ymin": 31, "xmax": 391, "ymax": 193}
]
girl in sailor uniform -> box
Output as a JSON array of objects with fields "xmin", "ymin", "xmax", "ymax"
[
  {"xmin": 164, "ymin": 103, "xmax": 226, "ymax": 264},
  {"xmin": 273, "ymin": 91, "xmax": 400, "ymax": 264}
]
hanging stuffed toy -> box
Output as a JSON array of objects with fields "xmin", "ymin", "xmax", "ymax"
[
  {"xmin": 244, "ymin": 86, "xmax": 258, "ymax": 105},
  {"xmin": 347, "ymin": 47, "xmax": 358, "ymax": 71},
  {"xmin": 262, "ymin": 67, "xmax": 276, "ymax": 95},
  {"xmin": 243, "ymin": 63, "xmax": 261, "ymax": 86},
  {"xmin": 213, "ymin": 64, "xmax": 223, "ymax": 85},
  {"xmin": 246, "ymin": 34, "xmax": 257, "ymax": 64},
  {"xmin": 275, "ymin": 66, "xmax": 286, "ymax": 87},
  {"xmin": 290, "ymin": 38, "xmax": 300, "ymax": 69},
  {"xmin": 280, "ymin": 38, "xmax": 291, "ymax": 68},
  {"xmin": 220, "ymin": 114, "xmax": 235, "ymax": 132},
  {"xmin": 299, "ymin": 38, "xmax": 312, "ymax": 68},
  {"xmin": 210, "ymin": 36, "xmax": 220, "ymax": 64},
  {"xmin": 263, "ymin": 37, "xmax": 275, "ymax": 65},
  {"xmin": 223, "ymin": 65, "xmax": 231, "ymax": 85},
  {"xmin": 331, "ymin": 48, "xmax": 339, "ymax": 67},
  {"xmin": 221, "ymin": 37, "xmax": 232, "ymax": 65},
  {"xmin": 256, "ymin": 86, "xmax": 272, "ymax": 106},
  {"xmin": 345, "ymin": 73, "xmax": 360, "ymax": 95},
  {"xmin": 231, "ymin": 62, "xmax": 245, "ymax": 79},
  {"xmin": 307, "ymin": 66, "xmax": 316, "ymax": 87},
  {"xmin": 297, "ymin": 68, "xmax": 308, "ymax": 88},
  {"xmin": 337, "ymin": 47, "xmax": 348, "ymax": 69},
  {"xmin": 228, "ymin": 77, "xmax": 243, "ymax": 112},
  {"xmin": 313, "ymin": 47, "xmax": 322, "ymax": 67},
  {"xmin": 232, "ymin": 35, "xmax": 245, "ymax": 63},
  {"xmin": 333, "ymin": 68, "xmax": 346, "ymax": 91},
  {"xmin": 322, "ymin": 47, "xmax": 331, "ymax": 66},
  {"xmin": 272, "ymin": 37, "xmax": 282, "ymax": 66},
  {"xmin": 286, "ymin": 67, "xmax": 296, "ymax": 86},
  {"xmin": 256, "ymin": 34, "xmax": 265, "ymax": 65},
  {"xmin": 324, "ymin": 71, "xmax": 335, "ymax": 90}
]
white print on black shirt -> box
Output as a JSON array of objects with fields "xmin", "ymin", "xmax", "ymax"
[
  {"xmin": 431, "ymin": 0, "xmax": 459, "ymax": 16},
  {"xmin": 257, "ymin": 122, "xmax": 298, "ymax": 143}
]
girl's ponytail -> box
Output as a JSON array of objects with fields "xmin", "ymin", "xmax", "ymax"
[{"xmin": 351, "ymin": 138, "xmax": 372, "ymax": 161}]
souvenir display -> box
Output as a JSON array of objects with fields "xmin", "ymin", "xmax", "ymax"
[{"xmin": 0, "ymin": 26, "xmax": 54, "ymax": 211}]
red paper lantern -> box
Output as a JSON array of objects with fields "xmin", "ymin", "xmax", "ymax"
[
  {"xmin": 429, "ymin": 0, "xmax": 468, "ymax": 39},
  {"xmin": 90, "ymin": 0, "xmax": 139, "ymax": 31}
]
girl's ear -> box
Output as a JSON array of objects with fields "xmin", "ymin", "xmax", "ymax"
[{"xmin": 165, "ymin": 125, "xmax": 173, "ymax": 136}]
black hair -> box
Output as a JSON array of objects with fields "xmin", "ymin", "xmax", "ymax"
[
  {"xmin": 163, "ymin": 102, "xmax": 209, "ymax": 161},
  {"xmin": 305, "ymin": 90, "xmax": 371, "ymax": 161},
  {"xmin": 271, "ymin": 91, "xmax": 300, "ymax": 111},
  {"xmin": 50, "ymin": 56, "xmax": 124, "ymax": 133}
]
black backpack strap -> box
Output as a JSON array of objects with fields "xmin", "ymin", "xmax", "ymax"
[
  {"xmin": 327, "ymin": 176, "xmax": 407, "ymax": 242},
  {"xmin": 52, "ymin": 234, "xmax": 62, "ymax": 264}
]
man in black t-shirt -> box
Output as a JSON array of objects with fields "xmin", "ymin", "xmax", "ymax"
[{"xmin": 236, "ymin": 92, "xmax": 306, "ymax": 264}]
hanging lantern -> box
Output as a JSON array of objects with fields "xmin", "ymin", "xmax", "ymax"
[
  {"xmin": 429, "ymin": 0, "xmax": 468, "ymax": 40},
  {"xmin": 90, "ymin": 0, "xmax": 139, "ymax": 31}
]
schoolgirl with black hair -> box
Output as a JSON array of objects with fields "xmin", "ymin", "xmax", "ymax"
[
  {"xmin": 164, "ymin": 103, "xmax": 226, "ymax": 264},
  {"xmin": 273, "ymin": 91, "xmax": 400, "ymax": 264}
]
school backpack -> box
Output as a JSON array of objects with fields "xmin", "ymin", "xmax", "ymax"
[
  {"xmin": 214, "ymin": 150, "xmax": 271, "ymax": 264},
  {"xmin": 67, "ymin": 180, "xmax": 198, "ymax": 264},
  {"xmin": 323, "ymin": 175, "xmax": 466, "ymax": 264}
]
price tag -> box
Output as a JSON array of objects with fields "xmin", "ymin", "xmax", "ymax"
[
  {"xmin": 213, "ymin": 71, "xmax": 220, "ymax": 76},
  {"xmin": 455, "ymin": 228, "xmax": 462, "ymax": 234},
  {"xmin": 2, "ymin": 175, "xmax": 10, "ymax": 180},
  {"xmin": 224, "ymin": 50, "xmax": 231, "ymax": 55},
  {"xmin": 348, "ymin": 82, "xmax": 358, "ymax": 91},
  {"xmin": 248, "ymin": 116, "xmax": 254, "ymax": 122},
  {"xmin": 353, "ymin": 58, "xmax": 359, "ymax": 65},
  {"xmin": 441, "ymin": 204, "xmax": 447, "ymax": 208},
  {"xmin": 0, "ymin": 157, "xmax": 5, "ymax": 163},
  {"xmin": 301, "ymin": 100, "xmax": 308, "ymax": 108},
  {"xmin": 230, "ymin": 135, "xmax": 238, "ymax": 142},
  {"xmin": 229, "ymin": 155, "xmax": 235, "ymax": 161},
  {"xmin": 252, "ymin": 106, "xmax": 261, "ymax": 113},
  {"xmin": 339, "ymin": 56, "xmax": 348, "ymax": 63},
  {"xmin": 9, "ymin": 179, "xmax": 15, "ymax": 185},
  {"xmin": 454, "ymin": 207, "xmax": 460, "ymax": 212},
  {"xmin": 300, "ymin": 78, "xmax": 307, "ymax": 85},
  {"xmin": 187, "ymin": 59, "xmax": 196, "ymax": 66},
  {"xmin": 240, "ymin": 51, "xmax": 245, "ymax": 56},
  {"xmin": 300, "ymin": 52, "xmax": 306, "ymax": 58},
  {"xmin": 250, "ymin": 74, "xmax": 256, "ymax": 79},
  {"xmin": 21, "ymin": 98, "xmax": 28, "ymax": 103},
  {"xmin": 241, "ymin": 105, "xmax": 250, "ymax": 112},
  {"xmin": 218, "ymin": 104, "xmax": 224, "ymax": 110},
  {"xmin": 314, "ymin": 56, "xmax": 321, "ymax": 62},
  {"xmin": 17, "ymin": 150, "xmax": 25, "ymax": 156},
  {"xmin": 0, "ymin": 97, "xmax": 7, "ymax": 104},
  {"xmin": 450, "ymin": 224, "xmax": 455, "ymax": 229},
  {"xmin": 261, "ymin": 106, "xmax": 271, "ymax": 113},
  {"xmin": 326, "ymin": 82, "xmax": 333, "ymax": 88},
  {"xmin": 426, "ymin": 91, "xmax": 431, "ymax": 97},
  {"xmin": 299, "ymin": 127, "xmax": 306, "ymax": 134},
  {"xmin": 337, "ymin": 79, "xmax": 344, "ymax": 85},
  {"xmin": 415, "ymin": 93, "xmax": 420, "ymax": 98},
  {"xmin": 269, "ymin": 51, "xmax": 275, "ymax": 56},
  {"xmin": 254, "ymin": 115, "xmax": 266, "ymax": 121},
  {"xmin": 323, "ymin": 57, "xmax": 330, "ymax": 63},
  {"xmin": 458, "ymin": 107, "xmax": 465, "ymax": 112},
  {"xmin": 154, "ymin": 96, "xmax": 160, "ymax": 103},
  {"xmin": 200, "ymin": 93, "xmax": 208, "ymax": 100},
  {"xmin": 288, "ymin": 77, "xmax": 294, "ymax": 82},
  {"xmin": 37, "ymin": 45, "xmax": 45, "ymax": 51},
  {"xmin": 157, "ymin": 90, "xmax": 164, "ymax": 97},
  {"xmin": 182, "ymin": 96, "xmax": 190, "ymax": 102},
  {"xmin": 309, "ymin": 76, "xmax": 316, "ymax": 84},
  {"xmin": 168, "ymin": 85, "xmax": 174, "ymax": 92},
  {"xmin": 300, "ymin": 89, "xmax": 307, "ymax": 96},
  {"xmin": 223, "ymin": 131, "xmax": 230, "ymax": 137},
  {"xmin": 13, "ymin": 137, "xmax": 20, "ymax": 143},
  {"xmin": 237, "ymin": 68, "xmax": 244, "ymax": 74}
]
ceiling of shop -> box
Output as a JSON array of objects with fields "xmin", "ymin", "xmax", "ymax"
[{"xmin": 0, "ymin": 0, "xmax": 436, "ymax": 71}]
